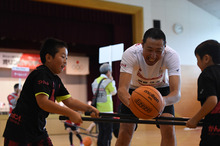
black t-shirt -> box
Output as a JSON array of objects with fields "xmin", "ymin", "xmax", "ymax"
[
  {"xmin": 3, "ymin": 65, "xmax": 70, "ymax": 143},
  {"xmin": 197, "ymin": 65, "xmax": 220, "ymax": 145}
]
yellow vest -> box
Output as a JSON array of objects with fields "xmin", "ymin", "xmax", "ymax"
[{"xmin": 92, "ymin": 77, "xmax": 114, "ymax": 113}]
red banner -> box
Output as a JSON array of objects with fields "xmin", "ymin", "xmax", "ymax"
[
  {"xmin": 0, "ymin": 52, "xmax": 42, "ymax": 69},
  {"xmin": 17, "ymin": 54, "xmax": 41, "ymax": 69},
  {"xmin": 11, "ymin": 67, "xmax": 30, "ymax": 78}
]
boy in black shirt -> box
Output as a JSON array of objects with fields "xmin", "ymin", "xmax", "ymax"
[
  {"xmin": 186, "ymin": 40, "xmax": 220, "ymax": 146},
  {"xmin": 3, "ymin": 38, "xmax": 99, "ymax": 145}
]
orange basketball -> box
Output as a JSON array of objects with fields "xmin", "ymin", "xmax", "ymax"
[
  {"xmin": 130, "ymin": 86, "xmax": 165, "ymax": 119},
  {"xmin": 83, "ymin": 136, "xmax": 92, "ymax": 146}
]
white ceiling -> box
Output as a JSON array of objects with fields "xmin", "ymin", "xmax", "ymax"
[{"xmin": 188, "ymin": 0, "xmax": 220, "ymax": 19}]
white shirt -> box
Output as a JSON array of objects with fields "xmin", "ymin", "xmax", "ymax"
[{"xmin": 120, "ymin": 43, "xmax": 181, "ymax": 89}]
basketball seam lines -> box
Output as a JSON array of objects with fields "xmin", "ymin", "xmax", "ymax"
[
  {"xmin": 133, "ymin": 90, "xmax": 160, "ymax": 113},
  {"xmin": 131, "ymin": 95, "xmax": 152, "ymax": 118},
  {"xmin": 130, "ymin": 94, "xmax": 154, "ymax": 118},
  {"xmin": 140, "ymin": 86, "xmax": 162, "ymax": 101}
]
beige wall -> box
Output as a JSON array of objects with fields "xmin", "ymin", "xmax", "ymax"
[
  {"xmin": 175, "ymin": 65, "xmax": 201, "ymax": 117},
  {"xmin": 105, "ymin": 0, "xmax": 220, "ymax": 65}
]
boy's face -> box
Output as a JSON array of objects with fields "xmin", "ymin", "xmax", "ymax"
[
  {"xmin": 196, "ymin": 54, "xmax": 214, "ymax": 71},
  {"xmin": 196, "ymin": 55, "xmax": 204, "ymax": 71},
  {"xmin": 142, "ymin": 38, "xmax": 165, "ymax": 66},
  {"xmin": 46, "ymin": 47, "xmax": 68, "ymax": 74}
]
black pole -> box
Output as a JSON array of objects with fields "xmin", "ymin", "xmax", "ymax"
[
  {"xmin": 59, "ymin": 116, "xmax": 203, "ymax": 126},
  {"xmin": 84, "ymin": 112, "xmax": 204, "ymax": 122}
]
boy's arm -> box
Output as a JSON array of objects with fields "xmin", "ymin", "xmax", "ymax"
[
  {"xmin": 62, "ymin": 97, "xmax": 99, "ymax": 117},
  {"xmin": 36, "ymin": 94, "xmax": 83, "ymax": 123},
  {"xmin": 186, "ymin": 96, "xmax": 218, "ymax": 128}
]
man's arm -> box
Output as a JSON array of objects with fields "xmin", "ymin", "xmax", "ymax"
[
  {"xmin": 163, "ymin": 75, "xmax": 181, "ymax": 106},
  {"xmin": 117, "ymin": 72, "xmax": 132, "ymax": 107}
]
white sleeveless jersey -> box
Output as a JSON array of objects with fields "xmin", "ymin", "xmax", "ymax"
[{"xmin": 120, "ymin": 43, "xmax": 181, "ymax": 89}]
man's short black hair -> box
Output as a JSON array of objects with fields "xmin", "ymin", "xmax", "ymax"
[
  {"xmin": 142, "ymin": 28, "xmax": 166, "ymax": 46},
  {"xmin": 194, "ymin": 40, "xmax": 220, "ymax": 64},
  {"xmin": 40, "ymin": 38, "xmax": 68, "ymax": 64}
]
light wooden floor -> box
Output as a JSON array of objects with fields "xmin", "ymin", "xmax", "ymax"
[
  {"xmin": 0, "ymin": 125, "xmax": 201, "ymax": 146},
  {"xmin": 0, "ymin": 115, "xmax": 202, "ymax": 146},
  {"xmin": 49, "ymin": 125, "xmax": 201, "ymax": 146}
]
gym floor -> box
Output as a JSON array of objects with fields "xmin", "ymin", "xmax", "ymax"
[
  {"xmin": 50, "ymin": 125, "xmax": 201, "ymax": 146},
  {"xmin": 0, "ymin": 125, "xmax": 201, "ymax": 146}
]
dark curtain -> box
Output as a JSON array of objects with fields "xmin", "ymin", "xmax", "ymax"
[{"xmin": 0, "ymin": 0, "xmax": 133, "ymax": 112}]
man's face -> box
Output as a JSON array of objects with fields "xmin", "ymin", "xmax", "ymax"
[{"xmin": 142, "ymin": 38, "xmax": 165, "ymax": 66}]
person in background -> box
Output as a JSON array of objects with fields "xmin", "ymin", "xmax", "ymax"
[
  {"xmin": 91, "ymin": 63, "xmax": 117, "ymax": 146},
  {"xmin": 86, "ymin": 101, "xmax": 97, "ymax": 134},
  {"xmin": 7, "ymin": 83, "xmax": 21, "ymax": 115},
  {"xmin": 3, "ymin": 38, "xmax": 99, "ymax": 146},
  {"xmin": 64, "ymin": 120, "xmax": 84, "ymax": 146},
  {"xmin": 115, "ymin": 28, "xmax": 181, "ymax": 146},
  {"xmin": 186, "ymin": 40, "xmax": 220, "ymax": 146}
]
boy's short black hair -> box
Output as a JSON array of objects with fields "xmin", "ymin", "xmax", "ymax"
[
  {"xmin": 14, "ymin": 83, "xmax": 19, "ymax": 89},
  {"xmin": 40, "ymin": 38, "xmax": 68, "ymax": 64},
  {"xmin": 143, "ymin": 28, "xmax": 166, "ymax": 46},
  {"xmin": 194, "ymin": 40, "xmax": 220, "ymax": 64}
]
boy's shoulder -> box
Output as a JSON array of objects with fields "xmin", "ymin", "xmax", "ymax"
[
  {"xmin": 36, "ymin": 65, "xmax": 54, "ymax": 75},
  {"xmin": 28, "ymin": 65, "xmax": 55, "ymax": 79},
  {"xmin": 204, "ymin": 65, "xmax": 220, "ymax": 71},
  {"xmin": 201, "ymin": 65, "xmax": 220, "ymax": 77}
]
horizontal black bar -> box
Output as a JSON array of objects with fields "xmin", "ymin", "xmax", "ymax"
[
  {"xmin": 82, "ymin": 117, "xmax": 203, "ymax": 126},
  {"xmin": 85, "ymin": 112, "xmax": 137, "ymax": 119},
  {"xmin": 155, "ymin": 116, "xmax": 190, "ymax": 121},
  {"xmin": 84, "ymin": 112, "xmax": 204, "ymax": 122},
  {"xmin": 59, "ymin": 116, "xmax": 70, "ymax": 120},
  {"xmin": 59, "ymin": 116, "xmax": 203, "ymax": 126}
]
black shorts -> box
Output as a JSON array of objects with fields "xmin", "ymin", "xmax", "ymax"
[
  {"xmin": 119, "ymin": 86, "xmax": 174, "ymax": 128},
  {"xmin": 4, "ymin": 137, "xmax": 53, "ymax": 146}
]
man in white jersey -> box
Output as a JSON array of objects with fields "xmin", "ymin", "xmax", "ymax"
[{"xmin": 115, "ymin": 28, "xmax": 181, "ymax": 146}]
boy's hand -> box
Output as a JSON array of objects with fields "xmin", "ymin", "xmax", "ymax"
[
  {"xmin": 88, "ymin": 106, "xmax": 100, "ymax": 118},
  {"xmin": 186, "ymin": 117, "xmax": 199, "ymax": 128},
  {"xmin": 68, "ymin": 110, "xmax": 83, "ymax": 124}
]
